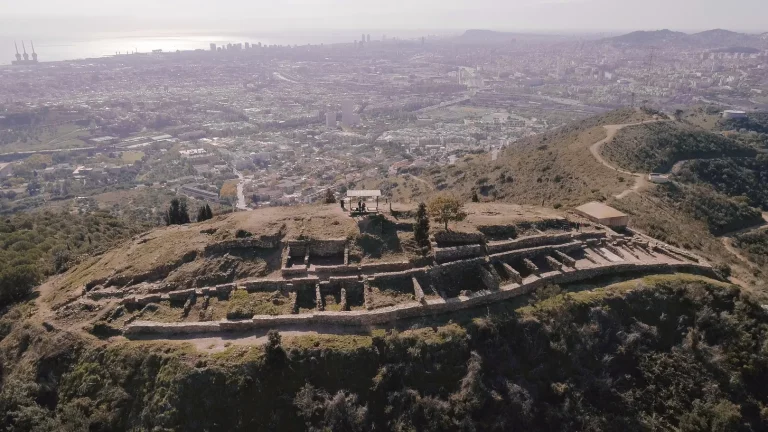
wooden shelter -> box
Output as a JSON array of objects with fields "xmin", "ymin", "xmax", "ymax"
[{"xmin": 345, "ymin": 190, "xmax": 382, "ymax": 215}]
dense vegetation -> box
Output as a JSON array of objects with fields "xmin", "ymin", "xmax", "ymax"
[
  {"xmin": 733, "ymin": 230, "xmax": 768, "ymax": 267},
  {"xmin": 1, "ymin": 275, "xmax": 766, "ymax": 431},
  {"xmin": 720, "ymin": 112, "xmax": 768, "ymax": 134},
  {"xmin": 0, "ymin": 210, "xmax": 147, "ymax": 307},
  {"xmin": 603, "ymin": 122, "xmax": 757, "ymax": 172},
  {"xmin": 655, "ymin": 183, "xmax": 764, "ymax": 235},
  {"xmin": 677, "ymin": 156, "xmax": 768, "ymax": 210}
]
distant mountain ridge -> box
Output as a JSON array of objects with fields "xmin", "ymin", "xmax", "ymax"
[
  {"xmin": 455, "ymin": 29, "xmax": 567, "ymax": 44},
  {"xmin": 606, "ymin": 28, "xmax": 768, "ymax": 48}
]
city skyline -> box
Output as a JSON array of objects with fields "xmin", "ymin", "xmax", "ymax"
[{"xmin": 1, "ymin": 0, "xmax": 767, "ymax": 34}]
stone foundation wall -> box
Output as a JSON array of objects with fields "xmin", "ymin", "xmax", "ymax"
[
  {"xmin": 370, "ymin": 268, "xmax": 428, "ymax": 282},
  {"xmin": 476, "ymin": 224, "xmax": 517, "ymax": 239},
  {"xmin": 284, "ymin": 276, "xmax": 320, "ymax": 287},
  {"xmin": 359, "ymin": 261, "xmax": 411, "ymax": 273},
  {"xmin": 312, "ymin": 264, "xmax": 358, "ymax": 275},
  {"xmin": 430, "ymin": 256, "xmax": 486, "ymax": 275},
  {"xmin": 434, "ymin": 244, "xmax": 485, "ymax": 263},
  {"xmin": 287, "ymin": 239, "xmax": 348, "ymax": 257},
  {"xmin": 123, "ymin": 261, "xmax": 716, "ymax": 336},
  {"xmin": 281, "ymin": 266, "xmax": 307, "ymax": 277},
  {"xmin": 242, "ymin": 279, "xmax": 285, "ymax": 292},
  {"xmin": 204, "ymin": 237, "xmax": 280, "ymax": 255},
  {"xmin": 433, "ymin": 231, "xmax": 484, "ymax": 247},
  {"xmin": 489, "ymin": 241, "xmax": 583, "ymax": 263},
  {"xmin": 486, "ymin": 233, "xmax": 573, "ymax": 254},
  {"xmin": 573, "ymin": 231, "xmax": 608, "ymax": 241}
]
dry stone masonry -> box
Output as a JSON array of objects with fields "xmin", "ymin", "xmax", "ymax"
[{"xmin": 81, "ymin": 224, "xmax": 716, "ymax": 337}]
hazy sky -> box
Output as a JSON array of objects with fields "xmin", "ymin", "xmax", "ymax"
[{"xmin": 1, "ymin": 0, "xmax": 766, "ymax": 34}]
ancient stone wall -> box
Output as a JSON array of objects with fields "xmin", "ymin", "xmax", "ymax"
[
  {"xmin": 433, "ymin": 231, "xmax": 484, "ymax": 247},
  {"xmin": 489, "ymin": 241, "xmax": 583, "ymax": 263},
  {"xmin": 204, "ymin": 237, "xmax": 280, "ymax": 255},
  {"xmin": 434, "ymin": 244, "xmax": 485, "ymax": 263},
  {"xmin": 359, "ymin": 261, "xmax": 411, "ymax": 273},
  {"xmin": 312, "ymin": 264, "xmax": 358, "ymax": 275},
  {"xmin": 242, "ymin": 279, "xmax": 285, "ymax": 292},
  {"xmin": 123, "ymin": 261, "xmax": 716, "ymax": 335},
  {"xmin": 281, "ymin": 266, "xmax": 307, "ymax": 277},
  {"xmin": 486, "ymin": 233, "xmax": 573, "ymax": 254},
  {"xmin": 476, "ymin": 224, "xmax": 517, "ymax": 239},
  {"xmin": 370, "ymin": 268, "xmax": 428, "ymax": 282},
  {"xmin": 287, "ymin": 239, "xmax": 348, "ymax": 257}
]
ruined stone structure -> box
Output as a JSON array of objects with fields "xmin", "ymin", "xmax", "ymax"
[{"xmin": 107, "ymin": 224, "xmax": 716, "ymax": 336}]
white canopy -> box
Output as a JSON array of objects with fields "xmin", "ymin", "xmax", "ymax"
[{"xmin": 346, "ymin": 190, "xmax": 382, "ymax": 198}]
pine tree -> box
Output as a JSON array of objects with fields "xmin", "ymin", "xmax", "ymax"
[
  {"xmin": 324, "ymin": 189, "xmax": 336, "ymax": 204},
  {"xmin": 197, "ymin": 206, "xmax": 207, "ymax": 222},
  {"xmin": 179, "ymin": 199, "xmax": 190, "ymax": 224},
  {"xmin": 196, "ymin": 204, "xmax": 215, "ymax": 222},
  {"xmin": 165, "ymin": 198, "xmax": 191, "ymax": 225},
  {"xmin": 413, "ymin": 202, "xmax": 430, "ymax": 250}
]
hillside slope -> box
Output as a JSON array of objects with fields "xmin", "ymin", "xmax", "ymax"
[
  {"xmin": 366, "ymin": 108, "xmax": 659, "ymax": 208},
  {"xmin": 676, "ymin": 156, "xmax": 768, "ymax": 211},
  {"xmin": 602, "ymin": 122, "xmax": 757, "ymax": 173},
  {"xmin": 1, "ymin": 275, "xmax": 765, "ymax": 431},
  {"xmin": 364, "ymin": 109, "xmax": 767, "ymax": 288}
]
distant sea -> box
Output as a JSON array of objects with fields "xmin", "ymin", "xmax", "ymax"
[{"xmin": 1, "ymin": 29, "xmax": 448, "ymax": 64}]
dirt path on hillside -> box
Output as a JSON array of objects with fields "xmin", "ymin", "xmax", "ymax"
[
  {"xmin": 718, "ymin": 212, "xmax": 768, "ymax": 269},
  {"xmin": 588, "ymin": 120, "xmax": 668, "ymax": 199}
]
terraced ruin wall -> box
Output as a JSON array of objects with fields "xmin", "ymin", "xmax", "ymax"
[
  {"xmin": 489, "ymin": 241, "xmax": 583, "ymax": 263},
  {"xmin": 204, "ymin": 237, "xmax": 280, "ymax": 255},
  {"xmin": 287, "ymin": 239, "xmax": 347, "ymax": 257},
  {"xmin": 433, "ymin": 231, "xmax": 485, "ymax": 246},
  {"xmin": 123, "ymin": 261, "xmax": 717, "ymax": 336},
  {"xmin": 434, "ymin": 244, "xmax": 485, "ymax": 263}
]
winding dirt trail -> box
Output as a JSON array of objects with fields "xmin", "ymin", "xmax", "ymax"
[
  {"xmin": 588, "ymin": 120, "xmax": 667, "ymax": 199},
  {"xmin": 719, "ymin": 212, "xmax": 768, "ymax": 270},
  {"xmin": 586, "ymin": 119, "xmax": 768, "ymax": 271}
]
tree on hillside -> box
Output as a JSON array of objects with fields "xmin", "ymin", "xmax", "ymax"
[
  {"xmin": 165, "ymin": 198, "xmax": 191, "ymax": 225},
  {"xmin": 196, "ymin": 204, "xmax": 214, "ymax": 222},
  {"xmin": 265, "ymin": 330, "xmax": 286, "ymax": 367},
  {"xmin": 427, "ymin": 195, "xmax": 467, "ymax": 231},
  {"xmin": 220, "ymin": 181, "xmax": 238, "ymax": 211},
  {"xmin": 413, "ymin": 202, "xmax": 430, "ymax": 250},
  {"xmin": 0, "ymin": 265, "xmax": 42, "ymax": 307},
  {"xmin": 324, "ymin": 188, "xmax": 336, "ymax": 204}
]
